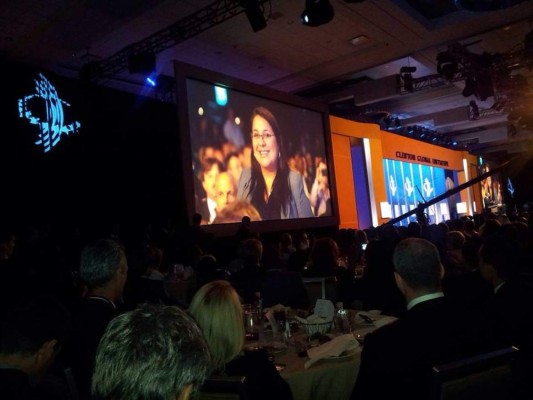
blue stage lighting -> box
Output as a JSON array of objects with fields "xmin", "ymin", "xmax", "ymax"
[{"xmin": 145, "ymin": 75, "xmax": 157, "ymax": 87}]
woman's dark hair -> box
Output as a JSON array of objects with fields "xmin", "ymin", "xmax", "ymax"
[{"xmin": 249, "ymin": 106, "xmax": 290, "ymax": 219}]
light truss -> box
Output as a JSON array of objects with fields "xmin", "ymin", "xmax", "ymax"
[
  {"xmin": 398, "ymin": 71, "xmax": 468, "ymax": 95},
  {"xmin": 90, "ymin": 0, "xmax": 269, "ymax": 79}
]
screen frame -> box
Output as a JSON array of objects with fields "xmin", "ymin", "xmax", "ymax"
[{"xmin": 174, "ymin": 60, "xmax": 339, "ymax": 235}]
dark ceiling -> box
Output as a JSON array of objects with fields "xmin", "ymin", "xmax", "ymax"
[{"xmin": 1, "ymin": 0, "xmax": 533, "ymax": 160}]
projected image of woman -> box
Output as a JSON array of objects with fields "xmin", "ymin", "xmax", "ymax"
[{"xmin": 237, "ymin": 106, "xmax": 313, "ymax": 220}]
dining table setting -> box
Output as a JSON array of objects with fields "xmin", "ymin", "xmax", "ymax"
[{"xmin": 243, "ymin": 301, "xmax": 398, "ymax": 400}]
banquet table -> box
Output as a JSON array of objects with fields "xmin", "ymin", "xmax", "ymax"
[
  {"xmin": 277, "ymin": 343, "xmax": 361, "ymax": 400},
  {"xmin": 261, "ymin": 312, "xmax": 397, "ymax": 400}
]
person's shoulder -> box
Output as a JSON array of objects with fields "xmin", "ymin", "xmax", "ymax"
[
  {"xmin": 240, "ymin": 167, "xmax": 252, "ymax": 181},
  {"xmin": 237, "ymin": 168, "xmax": 252, "ymax": 195},
  {"xmin": 287, "ymin": 169, "xmax": 303, "ymax": 183}
]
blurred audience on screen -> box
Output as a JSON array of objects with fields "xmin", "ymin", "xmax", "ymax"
[
  {"xmin": 213, "ymin": 200, "xmax": 261, "ymax": 225},
  {"xmin": 310, "ymin": 159, "xmax": 331, "ymax": 217},
  {"xmin": 225, "ymin": 151, "xmax": 244, "ymax": 184},
  {"xmin": 223, "ymin": 107, "xmax": 245, "ymax": 150},
  {"xmin": 196, "ymin": 157, "xmax": 223, "ymax": 224},
  {"xmin": 214, "ymin": 172, "xmax": 237, "ymax": 214}
]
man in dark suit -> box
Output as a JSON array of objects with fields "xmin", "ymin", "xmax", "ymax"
[
  {"xmin": 351, "ymin": 238, "xmax": 494, "ymax": 400},
  {"xmin": 479, "ymin": 230, "xmax": 533, "ymax": 399},
  {"xmin": 65, "ymin": 238, "xmax": 128, "ymax": 400}
]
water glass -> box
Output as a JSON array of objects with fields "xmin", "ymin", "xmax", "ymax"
[{"xmin": 243, "ymin": 304, "xmax": 261, "ymax": 341}]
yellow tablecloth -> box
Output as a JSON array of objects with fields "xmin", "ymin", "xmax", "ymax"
[{"xmin": 278, "ymin": 346, "xmax": 361, "ymax": 400}]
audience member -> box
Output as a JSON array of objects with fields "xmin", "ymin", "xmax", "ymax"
[
  {"xmin": 442, "ymin": 230, "xmax": 468, "ymax": 277},
  {"xmin": 230, "ymin": 238, "xmax": 264, "ymax": 304},
  {"xmin": 92, "ymin": 304, "xmax": 211, "ymax": 400},
  {"xmin": 124, "ymin": 244, "xmax": 168, "ymax": 308},
  {"xmin": 479, "ymin": 229, "xmax": 533, "ymax": 398},
  {"xmin": 442, "ymin": 235, "xmax": 492, "ymax": 312},
  {"xmin": 462, "ymin": 218, "xmax": 479, "ymax": 239},
  {"xmin": 305, "ymin": 237, "xmax": 339, "ymax": 277},
  {"xmin": 287, "ymin": 230, "xmax": 311, "ymax": 272},
  {"xmin": 0, "ymin": 297, "xmax": 70, "ymax": 400},
  {"xmin": 358, "ymin": 238, "xmax": 405, "ymax": 317},
  {"xmin": 278, "ymin": 232, "xmax": 295, "ymax": 268},
  {"xmin": 189, "ymin": 281, "xmax": 292, "ymax": 400},
  {"xmin": 66, "ymin": 239, "xmax": 128, "ymax": 399},
  {"xmin": 352, "ymin": 238, "xmax": 495, "ymax": 400}
]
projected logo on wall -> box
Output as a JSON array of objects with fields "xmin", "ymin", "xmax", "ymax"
[
  {"xmin": 383, "ymin": 159, "xmax": 452, "ymax": 226},
  {"xmin": 18, "ymin": 73, "xmax": 80, "ymax": 153}
]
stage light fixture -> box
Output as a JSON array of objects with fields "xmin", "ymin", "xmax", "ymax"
[
  {"xmin": 400, "ymin": 66, "xmax": 417, "ymax": 74},
  {"xmin": 128, "ymin": 53, "xmax": 156, "ymax": 74},
  {"xmin": 469, "ymin": 100, "xmax": 480, "ymax": 120},
  {"xmin": 241, "ymin": 0, "xmax": 267, "ymax": 32},
  {"xmin": 402, "ymin": 73, "xmax": 414, "ymax": 93},
  {"xmin": 475, "ymin": 73, "xmax": 494, "ymax": 101},
  {"xmin": 301, "ymin": 0, "xmax": 334, "ymax": 27},
  {"xmin": 462, "ymin": 78, "xmax": 477, "ymax": 98},
  {"xmin": 437, "ymin": 51, "xmax": 458, "ymax": 81}
]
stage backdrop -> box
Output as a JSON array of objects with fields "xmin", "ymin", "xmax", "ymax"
[{"xmin": 1, "ymin": 63, "xmax": 184, "ymax": 228}]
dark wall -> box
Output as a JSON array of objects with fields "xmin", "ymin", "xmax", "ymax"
[{"xmin": 0, "ymin": 62, "xmax": 186, "ymax": 229}]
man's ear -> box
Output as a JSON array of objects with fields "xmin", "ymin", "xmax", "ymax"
[
  {"xmin": 439, "ymin": 263, "xmax": 445, "ymax": 279},
  {"xmin": 177, "ymin": 384, "xmax": 193, "ymax": 400},
  {"xmin": 394, "ymin": 271, "xmax": 404, "ymax": 292}
]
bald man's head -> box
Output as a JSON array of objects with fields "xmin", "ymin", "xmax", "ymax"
[{"xmin": 215, "ymin": 172, "xmax": 237, "ymax": 212}]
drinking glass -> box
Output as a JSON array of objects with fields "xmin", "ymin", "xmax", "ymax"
[{"xmin": 243, "ymin": 304, "xmax": 261, "ymax": 341}]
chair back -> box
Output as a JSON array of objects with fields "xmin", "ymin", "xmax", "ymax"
[
  {"xmin": 198, "ymin": 375, "xmax": 248, "ymax": 400},
  {"xmin": 431, "ymin": 346, "xmax": 519, "ymax": 400}
]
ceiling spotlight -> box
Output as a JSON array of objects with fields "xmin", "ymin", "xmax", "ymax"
[
  {"xmin": 301, "ymin": 0, "xmax": 334, "ymax": 27},
  {"xmin": 437, "ymin": 51, "xmax": 458, "ymax": 81},
  {"xmin": 241, "ymin": 0, "xmax": 267, "ymax": 32}
]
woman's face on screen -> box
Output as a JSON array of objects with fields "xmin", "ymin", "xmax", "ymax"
[{"xmin": 252, "ymin": 115, "xmax": 279, "ymax": 172}]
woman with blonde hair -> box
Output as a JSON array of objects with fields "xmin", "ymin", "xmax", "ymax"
[{"xmin": 189, "ymin": 281, "xmax": 292, "ymax": 400}]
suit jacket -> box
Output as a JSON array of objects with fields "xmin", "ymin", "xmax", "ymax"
[
  {"xmin": 237, "ymin": 168, "xmax": 313, "ymax": 219},
  {"xmin": 487, "ymin": 280, "xmax": 533, "ymax": 399},
  {"xmin": 351, "ymin": 296, "xmax": 495, "ymax": 400},
  {"xmin": 65, "ymin": 297, "xmax": 117, "ymax": 400}
]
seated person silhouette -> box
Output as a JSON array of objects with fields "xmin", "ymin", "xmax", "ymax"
[{"xmin": 0, "ymin": 297, "xmax": 70, "ymax": 400}]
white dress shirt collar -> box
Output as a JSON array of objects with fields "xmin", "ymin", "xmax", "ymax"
[{"xmin": 407, "ymin": 291, "xmax": 444, "ymax": 311}]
